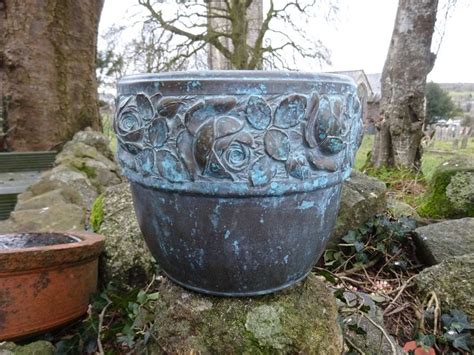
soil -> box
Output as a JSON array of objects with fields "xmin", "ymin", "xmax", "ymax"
[{"xmin": 0, "ymin": 233, "xmax": 81, "ymax": 249}]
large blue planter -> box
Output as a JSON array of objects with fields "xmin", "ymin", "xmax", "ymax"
[{"xmin": 114, "ymin": 71, "xmax": 363, "ymax": 296}]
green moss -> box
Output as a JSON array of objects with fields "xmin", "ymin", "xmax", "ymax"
[
  {"xmin": 147, "ymin": 274, "xmax": 343, "ymax": 354},
  {"xmin": 90, "ymin": 194, "xmax": 104, "ymax": 232},
  {"xmin": 76, "ymin": 163, "xmax": 97, "ymax": 179},
  {"xmin": 418, "ymin": 159, "xmax": 474, "ymax": 218}
]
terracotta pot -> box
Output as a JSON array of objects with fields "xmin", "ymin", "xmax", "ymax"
[
  {"xmin": 115, "ymin": 71, "xmax": 363, "ymax": 296},
  {"xmin": 0, "ymin": 231, "xmax": 104, "ymax": 341}
]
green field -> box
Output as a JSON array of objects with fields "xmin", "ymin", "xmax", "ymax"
[{"xmin": 355, "ymin": 134, "xmax": 474, "ymax": 181}]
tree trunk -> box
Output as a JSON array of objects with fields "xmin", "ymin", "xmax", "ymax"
[
  {"xmin": 1, "ymin": 0, "xmax": 104, "ymax": 151},
  {"xmin": 207, "ymin": 0, "xmax": 263, "ymax": 70},
  {"xmin": 371, "ymin": 0, "xmax": 438, "ymax": 170}
]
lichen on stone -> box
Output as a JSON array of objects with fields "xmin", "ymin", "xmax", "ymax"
[
  {"xmin": 446, "ymin": 171, "xmax": 474, "ymax": 214},
  {"xmin": 145, "ymin": 274, "xmax": 343, "ymax": 354},
  {"xmin": 245, "ymin": 305, "xmax": 290, "ymax": 350},
  {"xmin": 97, "ymin": 183, "xmax": 155, "ymax": 288}
]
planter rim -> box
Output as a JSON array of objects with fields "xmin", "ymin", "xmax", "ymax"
[
  {"xmin": 0, "ymin": 231, "xmax": 104, "ymax": 273},
  {"xmin": 119, "ymin": 70, "xmax": 354, "ymax": 86}
]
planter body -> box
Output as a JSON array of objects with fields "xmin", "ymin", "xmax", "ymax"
[
  {"xmin": 0, "ymin": 232, "xmax": 104, "ymax": 340},
  {"xmin": 115, "ymin": 71, "xmax": 363, "ymax": 296}
]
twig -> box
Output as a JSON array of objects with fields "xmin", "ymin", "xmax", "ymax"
[
  {"xmin": 337, "ymin": 256, "xmax": 382, "ymax": 276},
  {"xmin": 421, "ymin": 291, "xmax": 441, "ymax": 335},
  {"xmin": 97, "ymin": 300, "xmax": 112, "ymax": 355},
  {"xmin": 383, "ymin": 274, "xmax": 416, "ymax": 315},
  {"xmin": 357, "ymin": 311, "xmax": 398, "ymax": 355},
  {"xmin": 384, "ymin": 302, "xmax": 410, "ymax": 317},
  {"xmin": 345, "ymin": 336, "xmax": 367, "ymax": 355}
]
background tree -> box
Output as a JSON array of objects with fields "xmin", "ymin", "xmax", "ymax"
[
  {"xmin": 371, "ymin": 0, "xmax": 439, "ymax": 171},
  {"xmin": 425, "ymin": 82, "xmax": 457, "ymax": 124},
  {"xmin": 137, "ymin": 0, "xmax": 335, "ymax": 70},
  {"xmin": 0, "ymin": 0, "xmax": 104, "ymax": 151}
]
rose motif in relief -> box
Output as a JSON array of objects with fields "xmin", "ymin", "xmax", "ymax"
[
  {"xmin": 194, "ymin": 115, "xmax": 255, "ymax": 179},
  {"xmin": 114, "ymin": 94, "xmax": 153, "ymax": 153},
  {"xmin": 178, "ymin": 97, "xmax": 255, "ymax": 180},
  {"xmin": 115, "ymin": 89, "xmax": 362, "ymax": 185}
]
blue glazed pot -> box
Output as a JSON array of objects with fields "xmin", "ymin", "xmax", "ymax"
[{"xmin": 114, "ymin": 71, "xmax": 363, "ymax": 296}]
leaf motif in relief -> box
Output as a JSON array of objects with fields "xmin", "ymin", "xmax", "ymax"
[
  {"xmin": 314, "ymin": 96, "xmax": 332, "ymax": 143},
  {"xmin": 245, "ymin": 96, "xmax": 271, "ymax": 130},
  {"xmin": 286, "ymin": 154, "xmax": 311, "ymax": 180},
  {"xmin": 155, "ymin": 150, "xmax": 189, "ymax": 182},
  {"xmin": 215, "ymin": 116, "xmax": 243, "ymax": 138},
  {"xmin": 184, "ymin": 100, "xmax": 206, "ymax": 135},
  {"xmin": 135, "ymin": 149, "xmax": 155, "ymax": 177},
  {"xmin": 205, "ymin": 96, "xmax": 237, "ymax": 113},
  {"xmin": 319, "ymin": 137, "xmax": 346, "ymax": 155},
  {"xmin": 345, "ymin": 93, "xmax": 361, "ymax": 118},
  {"xmin": 274, "ymin": 94, "xmax": 307, "ymax": 128},
  {"xmin": 264, "ymin": 129, "xmax": 290, "ymax": 161},
  {"xmin": 136, "ymin": 93, "xmax": 154, "ymax": 120},
  {"xmin": 249, "ymin": 157, "xmax": 277, "ymax": 187},
  {"xmin": 304, "ymin": 92, "xmax": 320, "ymax": 148},
  {"xmin": 194, "ymin": 121, "xmax": 214, "ymax": 169},
  {"xmin": 149, "ymin": 93, "xmax": 162, "ymax": 111},
  {"xmin": 117, "ymin": 147, "xmax": 137, "ymax": 172},
  {"xmin": 148, "ymin": 118, "xmax": 168, "ymax": 148},
  {"xmin": 306, "ymin": 149, "xmax": 339, "ymax": 172},
  {"xmin": 156, "ymin": 97, "xmax": 183, "ymax": 118},
  {"xmin": 122, "ymin": 141, "xmax": 144, "ymax": 155},
  {"xmin": 184, "ymin": 97, "xmax": 237, "ymax": 135},
  {"xmin": 233, "ymin": 131, "xmax": 254, "ymax": 147},
  {"xmin": 176, "ymin": 130, "xmax": 196, "ymax": 178}
]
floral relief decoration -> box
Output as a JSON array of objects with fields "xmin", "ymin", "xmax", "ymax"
[{"xmin": 114, "ymin": 90, "xmax": 363, "ymax": 187}]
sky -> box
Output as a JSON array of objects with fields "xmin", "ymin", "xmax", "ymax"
[{"xmin": 99, "ymin": 0, "xmax": 474, "ymax": 83}]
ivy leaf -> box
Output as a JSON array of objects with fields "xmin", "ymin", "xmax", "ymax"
[
  {"xmin": 354, "ymin": 241, "xmax": 365, "ymax": 252},
  {"xmin": 452, "ymin": 332, "xmax": 473, "ymax": 352},
  {"xmin": 342, "ymin": 230, "xmax": 357, "ymax": 244}
]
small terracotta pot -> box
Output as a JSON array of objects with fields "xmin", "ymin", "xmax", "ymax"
[{"xmin": 0, "ymin": 231, "xmax": 104, "ymax": 341}]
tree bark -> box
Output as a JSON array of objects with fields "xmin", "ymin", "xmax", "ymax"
[
  {"xmin": 207, "ymin": 0, "xmax": 263, "ymax": 69},
  {"xmin": 371, "ymin": 0, "xmax": 438, "ymax": 170},
  {"xmin": 1, "ymin": 0, "xmax": 104, "ymax": 151}
]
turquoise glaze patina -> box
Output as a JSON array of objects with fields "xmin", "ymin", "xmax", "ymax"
[{"xmin": 115, "ymin": 71, "xmax": 363, "ymax": 296}]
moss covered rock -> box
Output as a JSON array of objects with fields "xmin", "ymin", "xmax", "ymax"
[
  {"xmin": 0, "ymin": 340, "xmax": 55, "ymax": 355},
  {"xmin": 418, "ymin": 158, "xmax": 474, "ymax": 218},
  {"xmin": 413, "ymin": 218, "xmax": 474, "ymax": 265},
  {"xmin": 446, "ymin": 171, "xmax": 474, "ymax": 212},
  {"xmin": 97, "ymin": 183, "xmax": 155, "ymax": 288},
  {"xmin": 416, "ymin": 253, "xmax": 474, "ymax": 319},
  {"xmin": 146, "ymin": 274, "xmax": 343, "ymax": 354}
]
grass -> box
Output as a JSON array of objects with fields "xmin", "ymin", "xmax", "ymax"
[{"xmin": 355, "ymin": 134, "xmax": 474, "ymax": 181}]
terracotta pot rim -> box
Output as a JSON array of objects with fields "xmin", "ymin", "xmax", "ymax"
[{"xmin": 0, "ymin": 231, "xmax": 104, "ymax": 273}]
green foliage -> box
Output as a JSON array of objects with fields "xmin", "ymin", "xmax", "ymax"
[
  {"xmin": 441, "ymin": 310, "xmax": 473, "ymax": 352},
  {"xmin": 90, "ymin": 194, "xmax": 104, "ymax": 232},
  {"xmin": 96, "ymin": 49, "xmax": 124, "ymax": 87},
  {"xmin": 426, "ymin": 82, "xmax": 458, "ymax": 124},
  {"xmin": 54, "ymin": 281, "xmax": 159, "ymax": 354},
  {"xmin": 415, "ymin": 309, "xmax": 473, "ymax": 353},
  {"xmin": 324, "ymin": 215, "xmax": 417, "ymax": 271}
]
